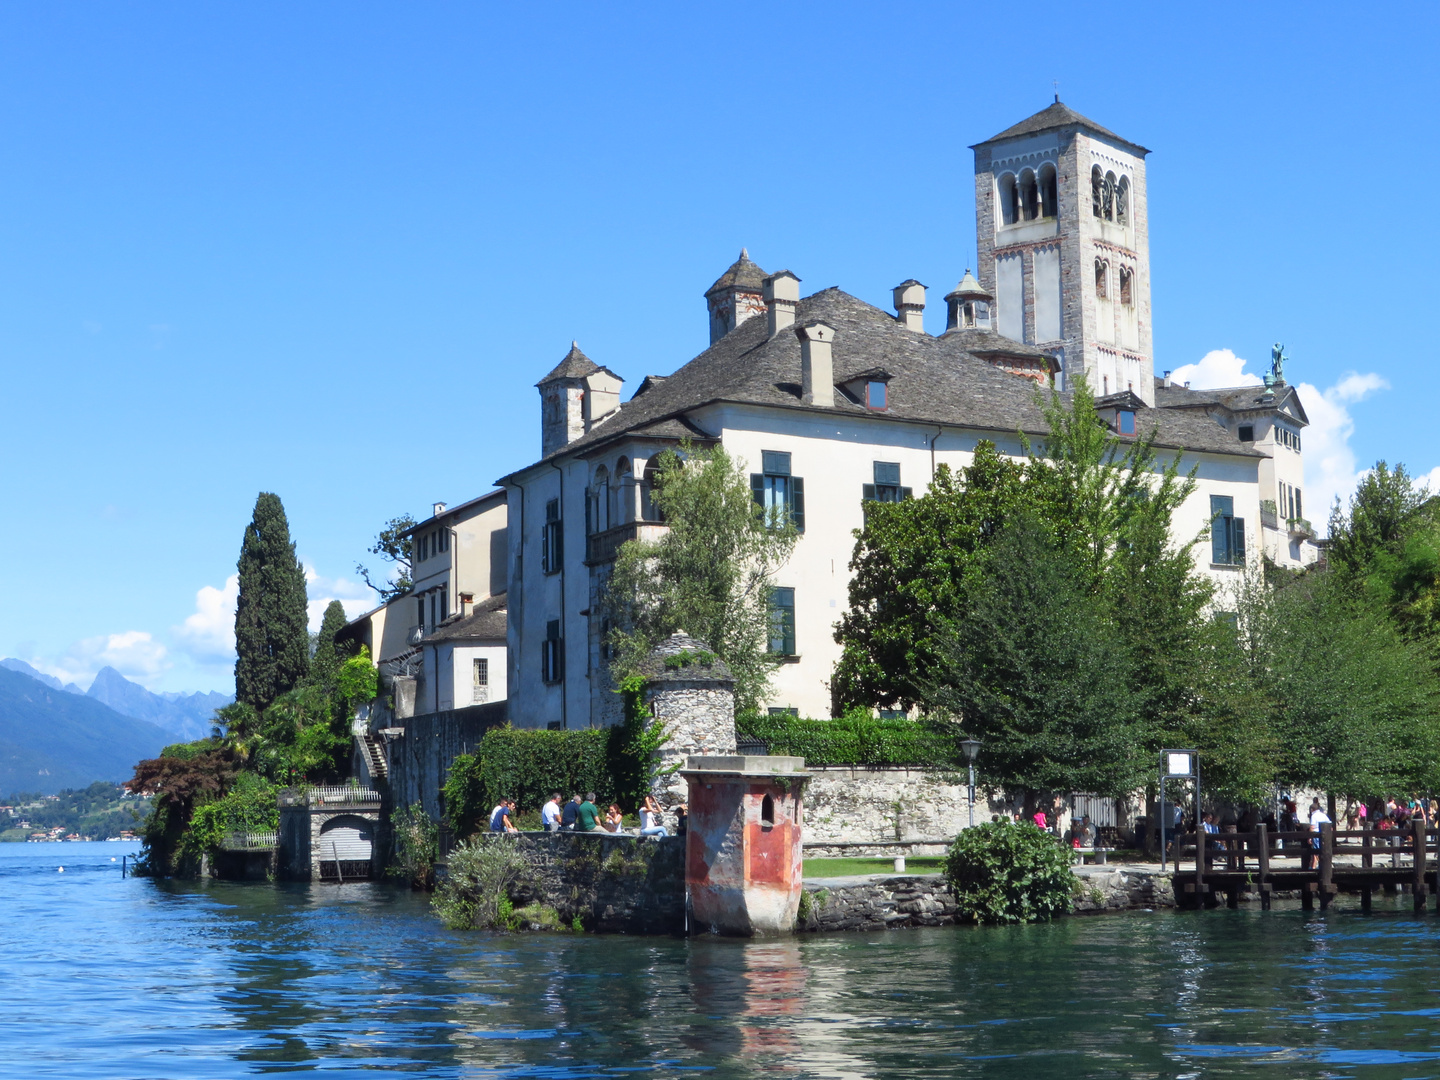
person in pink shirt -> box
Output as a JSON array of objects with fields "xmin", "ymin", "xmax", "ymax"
[{"xmin": 1032, "ymin": 810, "xmax": 1048, "ymax": 830}]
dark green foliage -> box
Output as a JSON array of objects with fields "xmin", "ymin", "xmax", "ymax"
[
  {"xmin": 944, "ymin": 821, "xmax": 1077, "ymax": 924},
  {"xmin": 127, "ymin": 740, "xmax": 241, "ymax": 876},
  {"xmin": 183, "ymin": 772, "xmax": 280, "ymax": 859},
  {"xmin": 234, "ymin": 493, "xmax": 311, "ymax": 711},
  {"xmin": 432, "ymin": 838, "xmax": 530, "ymax": 930},
  {"xmin": 1327, "ymin": 462, "xmax": 1428, "ymax": 580},
  {"xmin": 309, "ymin": 600, "xmax": 349, "ymax": 689},
  {"xmin": 443, "ymin": 728, "xmax": 612, "ymax": 839},
  {"xmin": 389, "ymin": 802, "xmax": 439, "ymax": 889},
  {"xmin": 736, "ymin": 710, "xmax": 956, "ymax": 767},
  {"xmin": 356, "ymin": 514, "xmax": 417, "ymax": 602}
]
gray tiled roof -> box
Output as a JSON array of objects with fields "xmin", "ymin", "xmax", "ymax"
[
  {"xmin": 975, "ymin": 101, "xmax": 1147, "ymax": 155},
  {"xmin": 422, "ymin": 595, "xmax": 508, "ymax": 644},
  {"xmin": 538, "ymin": 342, "xmax": 601, "ymax": 385},
  {"xmin": 522, "ymin": 287, "xmax": 1261, "ymax": 466},
  {"xmin": 704, "ymin": 249, "xmax": 767, "ymax": 298},
  {"xmin": 1155, "ymin": 378, "xmax": 1309, "ymax": 426}
]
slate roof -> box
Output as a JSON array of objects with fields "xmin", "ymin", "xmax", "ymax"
[
  {"xmin": 704, "ymin": 249, "xmax": 767, "ymax": 298},
  {"xmin": 1155, "ymin": 378, "xmax": 1309, "ymax": 426},
  {"xmin": 500, "ymin": 287, "xmax": 1263, "ymax": 476},
  {"xmin": 422, "ymin": 594, "xmax": 508, "ymax": 644},
  {"xmin": 639, "ymin": 632, "xmax": 734, "ymax": 684},
  {"xmin": 538, "ymin": 342, "xmax": 604, "ymax": 386},
  {"xmin": 974, "ymin": 100, "xmax": 1148, "ymax": 155}
]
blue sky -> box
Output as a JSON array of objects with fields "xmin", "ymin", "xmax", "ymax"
[{"xmin": 2, "ymin": 3, "xmax": 1435, "ymax": 694}]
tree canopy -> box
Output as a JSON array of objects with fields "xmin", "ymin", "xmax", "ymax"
[
  {"xmin": 234, "ymin": 492, "xmax": 310, "ymax": 711},
  {"xmin": 356, "ymin": 514, "xmax": 417, "ymax": 602}
]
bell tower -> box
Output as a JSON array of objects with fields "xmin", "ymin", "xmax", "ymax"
[{"xmin": 971, "ymin": 100, "xmax": 1154, "ymax": 404}]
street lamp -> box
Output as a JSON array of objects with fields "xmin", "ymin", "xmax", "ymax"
[{"xmin": 960, "ymin": 738, "xmax": 983, "ymax": 828}]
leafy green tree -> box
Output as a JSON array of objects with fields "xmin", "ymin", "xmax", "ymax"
[
  {"xmin": 356, "ymin": 514, "xmax": 417, "ymax": 602},
  {"xmin": 944, "ymin": 821, "xmax": 1076, "ymax": 924},
  {"xmin": 234, "ymin": 492, "xmax": 310, "ymax": 711},
  {"xmin": 604, "ymin": 442, "xmax": 796, "ymax": 714},
  {"xmin": 1328, "ymin": 462, "xmax": 1429, "ymax": 579},
  {"xmin": 127, "ymin": 740, "xmax": 240, "ymax": 876},
  {"xmin": 309, "ymin": 600, "xmax": 349, "ymax": 689}
]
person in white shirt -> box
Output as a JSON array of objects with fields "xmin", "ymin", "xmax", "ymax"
[
  {"xmin": 1306, "ymin": 798, "xmax": 1331, "ymax": 869},
  {"xmin": 639, "ymin": 795, "xmax": 669, "ymax": 838},
  {"xmin": 542, "ymin": 792, "xmax": 563, "ymax": 832}
]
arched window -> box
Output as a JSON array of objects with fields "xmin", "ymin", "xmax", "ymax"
[
  {"xmin": 998, "ymin": 172, "xmax": 1018, "ymax": 225},
  {"xmin": 614, "ymin": 458, "xmax": 633, "ymax": 525},
  {"xmin": 1019, "ymin": 168, "xmax": 1040, "ymax": 221},
  {"xmin": 761, "ymin": 794, "xmax": 776, "ymax": 828},
  {"xmin": 1103, "ymin": 171, "xmax": 1117, "ymax": 221},
  {"xmin": 1095, "ymin": 259, "xmax": 1108, "ymax": 299},
  {"xmin": 1115, "ymin": 176, "xmax": 1130, "ymax": 226},
  {"xmin": 589, "ymin": 466, "xmax": 610, "ymax": 534},
  {"xmin": 1119, "ymin": 267, "xmax": 1133, "ymax": 306},
  {"xmin": 1091, "ymin": 166, "xmax": 1104, "ymax": 217},
  {"xmin": 1038, "ymin": 163, "xmax": 1058, "ymax": 219},
  {"xmin": 641, "ymin": 461, "xmax": 663, "ymax": 522}
]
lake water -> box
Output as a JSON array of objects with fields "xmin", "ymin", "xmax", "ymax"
[{"xmin": 8, "ymin": 842, "xmax": 1440, "ymax": 1079}]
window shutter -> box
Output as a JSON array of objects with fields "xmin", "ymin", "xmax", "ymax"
[
  {"xmin": 751, "ymin": 473, "xmax": 764, "ymax": 507},
  {"xmin": 1211, "ymin": 519, "xmax": 1226, "ymax": 565},
  {"xmin": 554, "ymin": 519, "xmax": 563, "ymax": 565},
  {"xmin": 791, "ymin": 476, "xmax": 805, "ymax": 532},
  {"xmin": 900, "ymin": 487, "xmax": 913, "ymax": 501},
  {"xmin": 862, "ymin": 483, "xmax": 875, "ymax": 501},
  {"xmin": 1233, "ymin": 517, "xmax": 1245, "ymax": 564}
]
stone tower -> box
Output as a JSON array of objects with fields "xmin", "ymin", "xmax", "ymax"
[
  {"xmin": 536, "ymin": 342, "xmax": 623, "ymax": 457},
  {"xmin": 971, "ymin": 100, "xmax": 1155, "ymax": 404}
]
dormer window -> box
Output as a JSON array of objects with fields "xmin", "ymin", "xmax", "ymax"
[
  {"xmin": 1238, "ymin": 425, "xmax": 1254, "ymax": 442},
  {"xmin": 866, "ymin": 381, "xmax": 888, "ymax": 410},
  {"xmin": 1117, "ymin": 410, "xmax": 1136, "ymax": 437}
]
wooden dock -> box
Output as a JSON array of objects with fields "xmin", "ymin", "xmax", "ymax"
[{"xmin": 1170, "ymin": 820, "xmax": 1437, "ymax": 912}]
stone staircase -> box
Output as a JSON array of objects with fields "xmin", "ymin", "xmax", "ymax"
[{"xmin": 359, "ymin": 733, "xmax": 388, "ymax": 782}]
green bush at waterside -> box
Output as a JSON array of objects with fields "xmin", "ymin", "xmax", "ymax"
[
  {"xmin": 443, "ymin": 729, "xmax": 613, "ymax": 839},
  {"xmin": 944, "ymin": 821, "xmax": 1076, "ymax": 924},
  {"xmin": 183, "ymin": 772, "xmax": 280, "ymax": 860},
  {"xmin": 735, "ymin": 709, "xmax": 957, "ymax": 767}
]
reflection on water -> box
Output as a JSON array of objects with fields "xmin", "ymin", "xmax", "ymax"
[{"xmin": 8, "ymin": 842, "xmax": 1440, "ymax": 1078}]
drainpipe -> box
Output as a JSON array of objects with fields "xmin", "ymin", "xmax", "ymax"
[
  {"xmin": 931, "ymin": 425, "xmax": 942, "ymax": 481},
  {"xmin": 508, "ymin": 481, "xmax": 525, "ymax": 726},
  {"xmin": 550, "ymin": 461, "xmax": 569, "ymax": 731}
]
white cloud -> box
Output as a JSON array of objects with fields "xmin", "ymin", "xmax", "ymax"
[
  {"xmin": 303, "ymin": 564, "xmax": 374, "ymax": 632},
  {"xmin": 25, "ymin": 631, "xmax": 171, "ymax": 690},
  {"xmin": 1296, "ymin": 372, "xmax": 1390, "ymax": 531},
  {"xmin": 1167, "ymin": 348, "xmax": 1264, "ymax": 390},
  {"xmin": 175, "ymin": 574, "xmax": 239, "ymax": 663}
]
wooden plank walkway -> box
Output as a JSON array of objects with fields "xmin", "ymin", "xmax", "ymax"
[{"xmin": 1169, "ymin": 820, "xmax": 1438, "ymax": 912}]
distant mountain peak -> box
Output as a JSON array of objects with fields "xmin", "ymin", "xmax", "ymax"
[{"xmin": 0, "ymin": 658, "xmax": 83, "ymax": 695}]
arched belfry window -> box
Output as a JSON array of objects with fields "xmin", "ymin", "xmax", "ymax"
[
  {"xmin": 761, "ymin": 794, "xmax": 776, "ymax": 829},
  {"xmin": 615, "ymin": 457, "xmax": 633, "ymax": 525},
  {"xmin": 1115, "ymin": 176, "xmax": 1130, "ymax": 226},
  {"xmin": 998, "ymin": 173, "xmax": 1018, "ymax": 225},
  {"xmin": 1119, "ymin": 266, "xmax": 1134, "ymax": 306},
  {"xmin": 1102, "ymin": 171, "xmax": 1117, "ymax": 221},
  {"xmin": 1091, "ymin": 166, "xmax": 1104, "ymax": 218},
  {"xmin": 1039, "ymin": 163, "xmax": 1058, "ymax": 219},
  {"xmin": 1019, "ymin": 169, "xmax": 1040, "ymax": 221},
  {"xmin": 1095, "ymin": 259, "xmax": 1109, "ymax": 299}
]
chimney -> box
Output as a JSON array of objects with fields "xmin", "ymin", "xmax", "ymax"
[
  {"xmin": 763, "ymin": 271, "xmax": 801, "ymax": 336},
  {"xmin": 458, "ymin": 592, "xmax": 474, "ymax": 617},
  {"xmin": 892, "ymin": 280, "xmax": 926, "ymax": 333},
  {"xmin": 796, "ymin": 322, "xmax": 835, "ymax": 407},
  {"xmin": 1162, "ymin": 370, "xmax": 1172, "ymax": 388},
  {"xmin": 432, "ymin": 502, "xmax": 447, "ymax": 517}
]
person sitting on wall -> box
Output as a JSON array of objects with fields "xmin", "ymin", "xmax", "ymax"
[
  {"xmin": 1073, "ymin": 815, "xmax": 1096, "ymax": 848},
  {"xmin": 603, "ymin": 804, "xmax": 625, "ymax": 833},
  {"xmin": 560, "ymin": 793, "xmax": 582, "ymax": 831},
  {"xmin": 639, "ymin": 795, "xmax": 669, "ymax": 838},
  {"xmin": 576, "ymin": 792, "xmax": 603, "ymax": 832},
  {"xmin": 674, "ymin": 803, "xmax": 688, "ymax": 837},
  {"xmin": 542, "ymin": 792, "xmax": 563, "ymax": 833},
  {"xmin": 489, "ymin": 798, "xmax": 518, "ymax": 834}
]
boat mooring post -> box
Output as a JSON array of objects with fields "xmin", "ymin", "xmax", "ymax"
[
  {"xmin": 1414, "ymin": 819, "xmax": 1428, "ymax": 914},
  {"xmin": 1256, "ymin": 823, "xmax": 1271, "ymax": 910},
  {"xmin": 1319, "ymin": 824, "xmax": 1333, "ymax": 911}
]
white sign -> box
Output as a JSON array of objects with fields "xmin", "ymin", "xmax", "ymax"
[{"xmin": 1167, "ymin": 752, "xmax": 1192, "ymax": 777}]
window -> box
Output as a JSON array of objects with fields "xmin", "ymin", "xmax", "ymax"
[
  {"xmin": 768, "ymin": 706, "xmax": 799, "ymax": 717},
  {"xmin": 473, "ymin": 657, "xmax": 489, "ymax": 703},
  {"xmin": 416, "ymin": 595, "xmax": 425, "ymax": 633},
  {"xmin": 542, "ymin": 619, "xmax": 564, "ymax": 683},
  {"xmin": 640, "ymin": 461, "xmax": 662, "ymax": 522},
  {"xmin": 760, "ymin": 794, "xmax": 776, "ymax": 829},
  {"xmin": 418, "ymin": 532, "xmax": 429, "ymax": 563},
  {"xmin": 999, "ymin": 172, "xmax": 1018, "ymax": 226},
  {"xmin": 1019, "ymin": 169, "xmax": 1039, "ymax": 221},
  {"xmin": 440, "ymin": 587, "xmax": 448, "ymax": 622},
  {"xmin": 542, "ymin": 498, "xmax": 563, "ymax": 574},
  {"xmin": 863, "ymin": 461, "xmax": 912, "ymax": 503},
  {"xmin": 473, "ymin": 657, "xmax": 489, "ymax": 687},
  {"xmin": 587, "ymin": 468, "xmax": 609, "ymax": 535},
  {"xmin": 1039, "ymin": 163, "xmax": 1058, "ymax": 219},
  {"xmin": 1238, "ymin": 425, "xmax": 1255, "ymax": 442},
  {"xmin": 1095, "ymin": 259, "xmax": 1108, "ymax": 299},
  {"xmin": 866, "ymin": 380, "xmax": 888, "ymax": 410},
  {"xmin": 768, "ymin": 587, "xmax": 796, "ymax": 656},
  {"xmin": 436, "ymin": 529, "xmax": 449, "ymax": 554},
  {"xmin": 1276, "ymin": 426, "xmax": 1302, "ymax": 452},
  {"xmin": 1119, "ymin": 267, "xmax": 1133, "ymax": 306},
  {"xmin": 751, "ymin": 451, "xmax": 805, "ymax": 532},
  {"xmin": 1279, "ymin": 481, "xmax": 1304, "ymax": 522},
  {"xmin": 878, "ymin": 709, "xmax": 906, "ymax": 719},
  {"xmin": 1210, "ymin": 495, "xmax": 1246, "ymax": 566},
  {"xmin": 1115, "ymin": 176, "xmax": 1130, "ymax": 225},
  {"xmin": 1117, "ymin": 410, "xmax": 1136, "ymax": 437},
  {"xmin": 1103, "ymin": 171, "xmax": 1117, "ymax": 220},
  {"xmin": 1091, "ymin": 166, "xmax": 1104, "ymax": 217}
]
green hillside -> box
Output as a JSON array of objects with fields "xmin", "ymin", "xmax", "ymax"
[{"xmin": 0, "ymin": 667, "xmax": 171, "ymax": 796}]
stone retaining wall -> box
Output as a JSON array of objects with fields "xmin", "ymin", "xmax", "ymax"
[{"xmin": 803, "ymin": 766, "xmax": 980, "ymax": 849}]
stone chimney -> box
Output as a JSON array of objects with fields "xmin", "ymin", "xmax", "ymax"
[
  {"xmin": 432, "ymin": 502, "xmax": 447, "ymax": 517},
  {"xmin": 892, "ymin": 280, "xmax": 926, "ymax": 333},
  {"xmin": 458, "ymin": 592, "xmax": 474, "ymax": 617},
  {"xmin": 763, "ymin": 270, "xmax": 801, "ymax": 336},
  {"xmin": 705, "ymin": 248, "xmax": 768, "ymax": 344},
  {"xmin": 796, "ymin": 322, "xmax": 835, "ymax": 408}
]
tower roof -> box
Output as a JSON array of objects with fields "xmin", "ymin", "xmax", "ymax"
[
  {"xmin": 973, "ymin": 100, "xmax": 1148, "ymax": 155},
  {"xmin": 536, "ymin": 341, "xmax": 601, "ymax": 386},
  {"xmin": 704, "ymin": 248, "xmax": 768, "ymax": 298},
  {"xmin": 945, "ymin": 269, "xmax": 992, "ymax": 302}
]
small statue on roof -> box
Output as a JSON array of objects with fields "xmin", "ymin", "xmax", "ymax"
[{"xmin": 1271, "ymin": 342, "xmax": 1288, "ymax": 385}]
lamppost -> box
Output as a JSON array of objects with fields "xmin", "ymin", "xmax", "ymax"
[{"xmin": 960, "ymin": 738, "xmax": 983, "ymax": 828}]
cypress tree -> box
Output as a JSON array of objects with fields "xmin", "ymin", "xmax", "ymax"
[
  {"xmin": 309, "ymin": 600, "xmax": 349, "ymax": 689},
  {"xmin": 234, "ymin": 492, "xmax": 311, "ymax": 710}
]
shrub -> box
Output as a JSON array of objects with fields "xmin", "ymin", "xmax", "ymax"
[
  {"xmin": 943, "ymin": 821, "xmax": 1076, "ymax": 924},
  {"xmin": 736, "ymin": 708, "xmax": 957, "ymax": 767},
  {"xmin": 388, "ymin": 802, "xmax": 438, "ymax": 889},
  {"xmin": 183, "ymin": 772, "xmax": 280, "ymax": 859},
  {"xmin": 432, "ymin": 838, "xmax": 530, "ymax": 930}
]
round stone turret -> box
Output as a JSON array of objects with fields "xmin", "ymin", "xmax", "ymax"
[{"xmin": 641, "ymin": 632, "xmax": 737, "ymax": 805}]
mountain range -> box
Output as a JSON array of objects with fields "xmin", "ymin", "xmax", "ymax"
[
  {"xmin": 0, "ymin": 659, "xmax": 231, "ymax": 742},
  {"xmin": 0, "ymin": 666, "xmax": 174, "ymax": 797}
]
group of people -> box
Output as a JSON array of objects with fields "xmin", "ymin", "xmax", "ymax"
[{"xmin": 488, "ymin": 792, "xmax": 683, "ymax": 838}]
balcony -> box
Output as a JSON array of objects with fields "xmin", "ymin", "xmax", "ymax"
[
  {"xmin": 406, "ymin": 624, "xmax": 425, "ymax": 645},
  {"xmin": 1260, "ymin": 501, "xmax": 1279, "ymax": 530},
  {"xmin": 585, "ymin": 520, "xmax": 668, "ymax": 565},
  {"xmin": 1287, "ymin": 518, "xmax": 1315, "ymax": 540}
]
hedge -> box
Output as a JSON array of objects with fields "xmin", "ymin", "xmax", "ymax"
[{"xmin": 735, "ymin": 710, "xmax": 958, "ymax": 768}]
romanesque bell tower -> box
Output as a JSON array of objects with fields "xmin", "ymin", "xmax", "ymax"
[{"xmin": 971, "ymin": 100, "xmax": 1154, "ymax": 404}]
